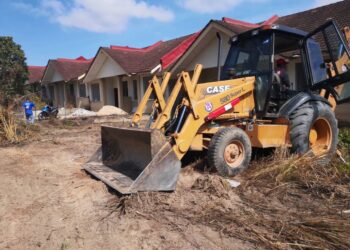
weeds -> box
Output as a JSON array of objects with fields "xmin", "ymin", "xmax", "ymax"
[
  {"xmin": 0, "ymin": 107, "xmax": 40, "ymax": 144},
  {"xmin": 234, "ymin": 152, "xmax": 350, "ymax": 249},
  {"xmin": 339, "ymin": 128, "xmax": 350, "ymax": 150},
  {"xmin": 0, "ymin": 108, "xmax": 19, "ymax": 143},
  {"xmin": 121, "ymin": 145, "xmax": 350, "ymax": 249}
]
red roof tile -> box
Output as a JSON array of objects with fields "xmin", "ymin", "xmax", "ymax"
[
  {"xmin": 277, "ymin": 0, "xmax": 350, "ymax": 32},
  {"xmin": 102, "ymin": 34, "xmax": 196, "ymax": 73},
  {"xmin": 28, "ymin": 66, "xmax": 45, "ymax": 84},
  {"xmin": 217, "ymin": 15, "xmax": 280, "ymax": 34},
  {"xmin": 214, "ymin": 0, "xmax": 350, "ymax": 41},
  {"xmin": 161, "ymin": 32, "xmax": 200, "ymax": 69},
  {"xmin": 222, "ymin": 17, "xmax": 260, "ymax": 28},
  {"xmin": 110, "ymin": 41, "xmax": 163, "ymax": 52},
  {"xmin": 47, "ymin": 56, "xmax": 93, "ymax": 82},
  {"xmin": 56, "ymin": 56, "xmax": 92, "ymax": 63}
]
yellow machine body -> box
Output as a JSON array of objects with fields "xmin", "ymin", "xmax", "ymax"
[{"xmin": 83, "ymin": 24, "xmax": 350, "ymax": 194}]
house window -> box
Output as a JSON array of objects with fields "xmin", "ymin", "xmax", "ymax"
[
  {"xmin": 79, "ymin": 84, "xmax": 86, "ymax": 97},
  {"xmin": 91, "ymin": 83, "xmax": 100, "ymax": 101},
  {"xmin": 122, "ymin": 81, "xmax": 128, "ymax": 97},
  {"xmin": 133, "ymin": 80, "xmax": 138, "ymax": 100}
]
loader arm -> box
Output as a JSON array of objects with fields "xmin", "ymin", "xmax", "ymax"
[
  {"xmin": 152, "ymin": 64, "xmax": 203, "ymax": 130},
  {"xmin": 171, "ymin": 77, "xmax": 255, "ymax": 159},
  {"xmin": 131, "ymin": 72, "xmax": 171, "ymax": 127},
  {"xmin": 84, "ymin": 60, "xmax": 256, "ymax": 195}
]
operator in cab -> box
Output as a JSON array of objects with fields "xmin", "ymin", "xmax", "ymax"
[{"xmin": 275, "ymin": 58, "xmax": 291, "ymax": 92}]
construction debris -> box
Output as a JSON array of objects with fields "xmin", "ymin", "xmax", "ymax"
[
  {"xmin": 58, "ymin": 107, "xmax": 73, "ymax": 117},
  {"xmin": 59, "ymin": 108, "xmax": 96, "ymax": 119},
  {"xmin": 226, "ymin": 179, "xmax": 241, "ymax": 188},
  {"xmin": 70, "ymin": 108, "xmax": 96, "ymax": 117},
  {"xmin": 97, "ymin": 105, "xmax": 128, "ymax": 116}
]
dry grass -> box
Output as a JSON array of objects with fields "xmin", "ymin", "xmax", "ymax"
[
  {"xmin": 0, "ymin": 108, "xmax": 20, "ymax": 143},
  {"xmin": 233, "ymin": 152, "xmax": 350, "ymax": 249},
  {"xmin": 113, "ymin": 148, "xmax": 350, "ymax": 250},
  {"xmin": 0, "ymin": 108, "xmax": 40, "ymax": 144}
]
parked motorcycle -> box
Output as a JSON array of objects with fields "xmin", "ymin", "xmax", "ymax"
[{"xmin": 38, "ymin": 105, "xmax": 58, "ymax": 120}]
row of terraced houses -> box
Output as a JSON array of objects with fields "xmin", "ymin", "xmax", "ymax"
[{"xmin": 27, "ymin": 0, "xmax": 350, "ymax": 119}]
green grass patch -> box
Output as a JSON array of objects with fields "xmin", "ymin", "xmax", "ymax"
[{"xmin": 339, "ymin": 128, "xmax": 350, "ymax": 151}]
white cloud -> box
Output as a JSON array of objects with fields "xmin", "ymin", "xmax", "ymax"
[
  {"xmin": 178, "ymin": 0, "xmax": 240, "ymax": 13},
  {"xmin": 313, "ymin": 0, "xmax": 342, "ymax": 7},
  {"xmin": 177, "ymin": 0, "xmax": 266, "ymax": 14},
  {"xmin": 14, "ymin": 0, "xmax": 174, "ymax": 33}
]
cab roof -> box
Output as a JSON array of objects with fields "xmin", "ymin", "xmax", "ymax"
[{"xmin": 232, "ymin": 24, "xmax": 308, "ymax": 42}]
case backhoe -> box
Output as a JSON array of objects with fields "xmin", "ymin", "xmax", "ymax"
[{"xmin": 84, "ymin": 20, "xmax": 350, "ymax": 194}]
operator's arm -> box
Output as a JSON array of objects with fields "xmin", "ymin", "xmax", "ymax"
[{"xmin": 280, "ymin": 69, "xmax": 290, "ymax": 90}]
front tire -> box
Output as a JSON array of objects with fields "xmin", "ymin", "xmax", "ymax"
[
  {"xmin": 289, "ymin": 101, "xmax": 338, "ymax": 161},
  {"xmin": 208, "ymin": 127, "xmax": 252, "ymax": 177},
  {"xmin": 38, "ymin": 112, "xmax": 44, "ymax": 121}
]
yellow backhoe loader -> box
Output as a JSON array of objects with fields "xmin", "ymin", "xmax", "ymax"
[{"xmin": 84, "ymin": 20, "xmax": 350, "ymax": 194}]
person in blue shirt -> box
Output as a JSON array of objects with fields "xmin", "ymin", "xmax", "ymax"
[{"xmin": 22, "ymin": 98, "xmax": 36, "ymax": 124}]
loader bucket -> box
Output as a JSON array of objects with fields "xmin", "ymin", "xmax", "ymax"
[{"xmin": 83, "ymin": 126, "xmax": 181, "ymax": 194}]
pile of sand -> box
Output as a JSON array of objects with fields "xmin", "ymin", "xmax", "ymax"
[
  {"xmin": 72, "ymin": 108, "xmax": 96, "ymax": 117},
  {"xmin": 58, "ymin": 107, "xmax": 74, "ymax": 117},
  {"xmin": 97, "ymin": 105, "xmax": 128, "ymax": 116}
]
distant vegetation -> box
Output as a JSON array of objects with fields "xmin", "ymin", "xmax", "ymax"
[
  {"xmin": 339, "ymin": 128, "xmax": 350, "ymax": 151},
  {"xmin": 0, "ymin": 36, "xmax": 28, "ymax": 107}
]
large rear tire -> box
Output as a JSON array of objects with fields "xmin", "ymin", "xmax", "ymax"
[
  {"xmin": 289, "ymin": 101, "xmax": 338, "ymax": 162},
  {"xmin": 208, "ymin": 127, "xmax": 252, "ymax": 177}
]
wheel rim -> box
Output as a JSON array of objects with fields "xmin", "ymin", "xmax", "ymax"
[
  {"xmin": 309, "ymin": 118, "xmax": 332, "ymax": 155},
  {"xmin": 224, "ymin": 140, "xmax": 245, "ymax": 169}
]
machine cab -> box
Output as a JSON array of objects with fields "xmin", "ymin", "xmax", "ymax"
[
  {"xmin": 302, "ymin": 20, "xmax": 350, "ymax": 104},
  {"xmin": 222, "ymin": 20, "xmax": 350, "ymax": 117}
]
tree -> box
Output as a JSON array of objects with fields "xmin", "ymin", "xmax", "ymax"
[{"xmin": 0, "ymin": 37, "xmax": 28, "ymax": 105}]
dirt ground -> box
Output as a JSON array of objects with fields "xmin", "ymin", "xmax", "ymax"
[
  {"xmin": 0, "ymin": 117, "xmax": 349, "ymax": 250},
  {"xmin": 0, "ymin": 119, "xmax": 250, "ymax": 250}
]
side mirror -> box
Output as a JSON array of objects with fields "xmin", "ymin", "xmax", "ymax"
[{"xmin": 227, "ymin": 68, "xmax": 236, "ymax": 78}]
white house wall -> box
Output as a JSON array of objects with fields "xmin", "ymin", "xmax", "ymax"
[
  {"xmin": 51, "ymin": 71, "xmax": 64, "ymax": 83},
  {"xmin": 186, "ymin": 34, "xmax": 231, "ymax": 71},
  {"xmin": 96, "ymin": 56, "xmax": 126, "ymax": 80}
]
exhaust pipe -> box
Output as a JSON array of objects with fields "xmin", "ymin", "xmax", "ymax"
[{"xmin": 216, "ymin": 32, "xmax": 222, "ymax": 81}]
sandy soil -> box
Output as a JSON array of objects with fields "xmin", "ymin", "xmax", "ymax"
[
  {"xmin": 1, "ymin": 119, "xmax": 349, "ymax": 250},
  {"xmin": 0, "ymin": 121, "xmax": 251, "ymax": 250}
]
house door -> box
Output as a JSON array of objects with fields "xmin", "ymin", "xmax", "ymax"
[
  {"xmin": 69, "ymin": 84, "xmax": 76, "ymax": 106},
  {"xmin": 114, "ymin": 88, "xmax": 119, "ymax": 107}
]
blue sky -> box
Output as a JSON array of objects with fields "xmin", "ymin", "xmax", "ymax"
[{"xmin": 0, "ymin": 0, "xmax": 340, "ymax": 66}]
